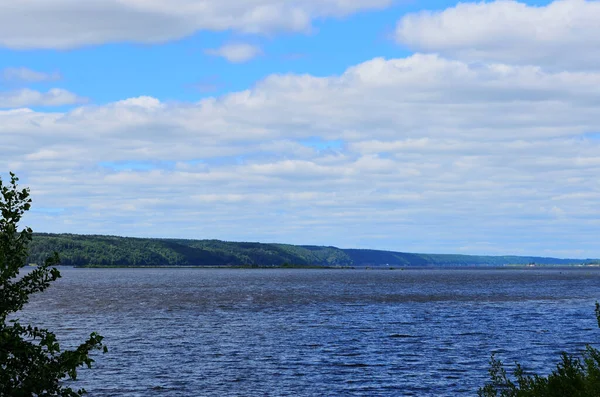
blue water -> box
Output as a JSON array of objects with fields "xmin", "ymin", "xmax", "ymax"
[{"xmin": 17, "ymin": 267, "xmax": 600, "ymax": 396}]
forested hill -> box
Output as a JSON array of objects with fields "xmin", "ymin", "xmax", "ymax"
[{"xmin": 26, "ymin": 233, "xmax": 592, "ymax": 268}]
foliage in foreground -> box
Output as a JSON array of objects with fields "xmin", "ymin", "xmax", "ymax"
[
  {"xmin": 479, "ymin": 303, "xmax": 600, "ymax": 396},
  {"xmin": 0, "ymin": 172, "xmax": 106, "ymax": 396}
]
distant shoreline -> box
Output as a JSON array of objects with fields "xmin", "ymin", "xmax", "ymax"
[
  {"xmin": 68, "ymin": 264, "xmax": 600, "ymax": 269},
  {"xmin": 29, "ymin": 233, "xmax": 598, "ymax": 268},
  {"xmin": 73, "ymin": 264, "xmax": 352, "ymax": 269}
]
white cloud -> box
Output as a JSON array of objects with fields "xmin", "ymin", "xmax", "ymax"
[
  {"xmin": 205, "ymin": 43, "xmax": 263, "ymax": 63},
  {"xmin": 1, "ymin": 67, "xmax": 62, "ymax": 83},
  {"xmin": 115, "ymin": 96, "xmax": 163, "ymax": 109},
  {"xmin": 0, "ymin": 88, "xmax": 87, "ymax": 108},
  {"xmin": 0, "ymin": 0, "xmax": 394, "ymax": 49},
  {"xmin": 4, "ymin": 54, "xmax": 600, "ymax": 256},
  {"xmin": 395, "ymin": 0, "xmax": 600, "ymax": 70}
]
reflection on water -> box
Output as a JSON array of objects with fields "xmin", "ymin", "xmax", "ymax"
[{"xmin": 17, "ymin": 267, "xmax": 600, "ymax": 396}]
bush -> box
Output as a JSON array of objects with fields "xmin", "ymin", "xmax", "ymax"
[
  {"xmin": 0, "ymin": 172, "xmax": 106, "ymax": 396},
  {"xmin": 479, "ymin": 303, "xmax": 600, "ymax": 396}
]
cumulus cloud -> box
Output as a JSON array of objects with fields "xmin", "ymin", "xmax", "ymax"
[
  {"xmin": 4, "ymin": 54, "xmax": 600, "ymax": 256},
  {"xmin": 0, "ymin": 88, "xmax": 87, "ymax": 108},
  {"xmin": 0, "ymin": 0, "xmax": 394, "ymax": 49},
  {"xmin": 395, "ymin": 0, "xmax": 600, "ymax": 70},
  {"xmin": 205, "ymin": 43, "xmax": 263, "ymax": 63},
  {"xmin": 1, "ymin": 67, "xmax": 62, "ymax": 83}
]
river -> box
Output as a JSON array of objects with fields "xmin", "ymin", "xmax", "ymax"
[{"xmin": 17, "ymin": 267, "xmax": 600, "ymax": 396}]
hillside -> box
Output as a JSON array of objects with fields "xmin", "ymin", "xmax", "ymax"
[{"xmin": 26, "ymin": 233, "xmax": 592, "ymax": 268}]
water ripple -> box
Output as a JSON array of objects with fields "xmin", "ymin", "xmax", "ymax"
[{"xmin": 16, "ymin": 267, "xmax": 600, "ymax": 396}]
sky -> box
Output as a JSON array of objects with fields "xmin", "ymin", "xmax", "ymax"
[{"xmin": 1, "ymin": 0, "xmax": 600, "ymax": 258}]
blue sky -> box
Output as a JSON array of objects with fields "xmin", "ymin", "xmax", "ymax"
[{"xmin": 2, "ymin": 0, "xmax": 600, "ymax": 258}]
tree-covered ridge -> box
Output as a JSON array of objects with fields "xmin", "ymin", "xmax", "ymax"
[
  {"xmin": 27, "ymin": 233, "xmax": 592, "ymax": 268},
  {"xmin": 343, "ymin": 249, "xmax": 586, "ymax": 267}
]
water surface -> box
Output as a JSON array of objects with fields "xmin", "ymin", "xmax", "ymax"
[{"xmin": 18, "ymin": 267, "xmax": 600, "ymax": 396}]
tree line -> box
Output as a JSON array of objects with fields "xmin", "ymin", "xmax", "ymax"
[{"xmin": 28, "ymin": 234, "xmax": 587, "ymax": 268}]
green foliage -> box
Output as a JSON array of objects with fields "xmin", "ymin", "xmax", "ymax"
[
  {"xmin": 478, "ymin": 303, "xmax": 600, "ymax": 396},
  {"xmin": 0, "ymin": 172, "xmax": 106, "ymax": 396},
  {"xmin": 27, "ymin": 234, "xmax": 586, "ymax": 268}
]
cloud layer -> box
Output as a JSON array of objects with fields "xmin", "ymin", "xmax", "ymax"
[
  {"xmin": 396, "ymin": 0, "xmax": 600, "ymax": 69},
  {"xmin": 205, "ymin": 43, "xmax": 263, "ymax": 63},
  {"xmin": 0, "ymin": 0, "xmax": 393, "ymax": 49},
  {"xmin": 3, "ymin": 52, "xmax": 600, "ymax": 256},
  {"xmin": 1, "ymin": 67, "xmax": 62, "ymax": 83},
  {"xmin": 0, "ymin": 88, "xmax": 86, "ymax": 108}
]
